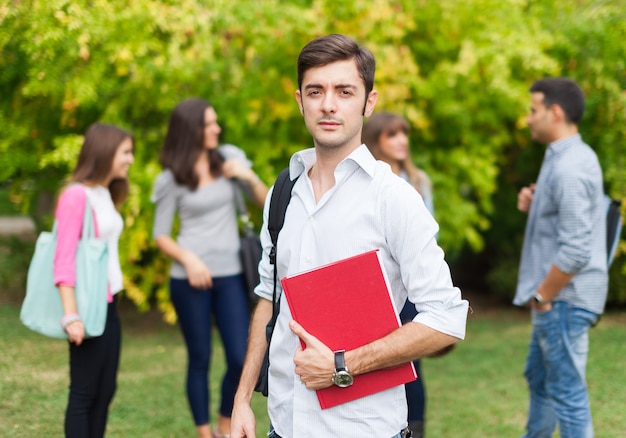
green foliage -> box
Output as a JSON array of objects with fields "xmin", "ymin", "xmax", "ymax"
[{"xmin": 1, "ymin": 0, "xmax": 625, "ymax": 316}]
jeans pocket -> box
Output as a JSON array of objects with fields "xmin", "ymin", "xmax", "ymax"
[
  {"xmin": 531, "ymin": 305, "xmax": 556, "ymax": 326},
  {"xmin": 567, "ymin": 307, "xmax": 596, "ymax": 356}
]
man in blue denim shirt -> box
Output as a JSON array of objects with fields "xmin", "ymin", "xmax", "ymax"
[{"xmin": 514, "ymin": 78, "xmax": 608, "ymax": 438}]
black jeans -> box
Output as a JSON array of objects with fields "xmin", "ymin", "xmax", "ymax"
[{"xmin": 65, "ymin": 299, "xmax": 121, "ymax": 438}]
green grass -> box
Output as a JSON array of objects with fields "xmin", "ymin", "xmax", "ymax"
[
  {"xmin": 0, "ymin": 303, "xmax": 270, "ymax": 437},
  {"xmin": 1, "ymin": 302, "xmax": 625, "ymax": 437}
]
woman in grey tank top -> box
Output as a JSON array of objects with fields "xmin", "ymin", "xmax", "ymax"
[{"xmin": 151, "ymin": 98, "xmax": 268, "ymax": 438}]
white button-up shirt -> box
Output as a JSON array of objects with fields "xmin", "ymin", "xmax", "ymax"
[{"xmin": 255, "ymin": 145, "xmax": 468, "ymax": 438}]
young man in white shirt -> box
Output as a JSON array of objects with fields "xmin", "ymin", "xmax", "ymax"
[{"xmin": 231, "ymin": 34, "xmax": 468, "ymax": 438}]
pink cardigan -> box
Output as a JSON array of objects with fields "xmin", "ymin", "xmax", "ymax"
[{"xmin": 53, "ymin": 185, "xmax": 113, "ymax": 303}]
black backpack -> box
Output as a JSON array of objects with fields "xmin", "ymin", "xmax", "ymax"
[
  {"xmin": 254, "ymin": 168, "xmax": 298, "ymax": 396},
  {"xmin": 606, "ymin": 195, "xmax": 622, "ymax": 267}
]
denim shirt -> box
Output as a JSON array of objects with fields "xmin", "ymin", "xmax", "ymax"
[{"xmin": 514, "ymin": 134, "xmax": 608, "ymax": 314}]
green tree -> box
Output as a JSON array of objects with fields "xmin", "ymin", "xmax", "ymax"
[{"xmin": 1, "ymin": 0, "xmax": 625, "ymax": 318}]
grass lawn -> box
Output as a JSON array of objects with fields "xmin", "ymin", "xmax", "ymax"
[{"xmin": 1, "ymin": 299, "xmax": 625, "ymax": 437}]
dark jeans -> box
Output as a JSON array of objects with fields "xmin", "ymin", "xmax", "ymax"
[
  {"xmin": 400, "ymin": 300, "xmax": 425, "ymax": 423},
  {"xmin": 65, "ymin": 298, "xmax": 121, "ymax": 438},
  {"xmin": 170, "ymin": 274, "xmax": 250, "ymax": 426}
]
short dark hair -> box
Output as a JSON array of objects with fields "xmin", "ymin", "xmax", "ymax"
[
  {"xmin": 529, "ymin": 78, "xmax": 585, "ymax": 125},
  {"xmin": 297, "ymin": 34, "xmax": 376, "ymax": 96},
  {"xmin": 72, "ymin": 122, "xmax": 133, "ymax": 208},
  {"xmin": 159, "ymin": 97, "xmax": 223, "ymax": 190}
]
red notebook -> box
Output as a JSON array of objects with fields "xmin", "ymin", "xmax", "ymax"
[{"xmin": 281, "ymin": 249, "xmax": 417, "ymax": 409}]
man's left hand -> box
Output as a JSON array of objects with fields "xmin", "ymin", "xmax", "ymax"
[{"xmin": 290, "ymin": 320, "xmax": 335, "ymax": 390}]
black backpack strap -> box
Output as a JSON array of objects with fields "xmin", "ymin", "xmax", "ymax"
[
  {"xmin": 268, "ymin": 168, "xmax": 298, "ymax": 255},
  {"xmin": 266, "ymin": 167, "xmax": 298, "ymax": 328}
]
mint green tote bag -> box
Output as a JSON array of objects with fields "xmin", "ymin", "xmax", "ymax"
[{"xmin": 20, "ymin": 192, "xmax": 109, "ymax": 339}]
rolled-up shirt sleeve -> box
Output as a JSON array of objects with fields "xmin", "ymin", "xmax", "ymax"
[
  {"xmin": 253, "ymin": 186, "xmax": 275, "ymax": 302},
  {"xmin": 384, "ymin": 181, "xmax": 468, "ymax": 340}
]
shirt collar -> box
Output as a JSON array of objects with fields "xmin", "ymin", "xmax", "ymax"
[
  {"xmin": 547, "ymin": 133, "xmax": 581, "ymax": 157},
  {"xmin": 288, "ymin": 144, "xmax": 377, "ymax": 180}
]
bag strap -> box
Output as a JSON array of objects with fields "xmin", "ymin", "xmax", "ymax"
[
  {"xmin": 81, "ymin": 191, "xmax": 95, "ymax": 239},
  {"xmin": 267, "ymin": 168, "xmax": 298, "ymax": 336},
  {"xmin": 52, "ymin": 184, "xmax": 95, "ymax": 238},
  {"xmin": 233, "ymin": 182, "xmax": 255, "ymax": 234}
]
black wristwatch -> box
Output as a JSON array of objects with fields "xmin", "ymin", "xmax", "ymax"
[
  {"xmin": 331, "ymin": 350, "xmax": 354, "ymax": 388},
  {"xmin": 532, "ymin": 292, "xmax": 547, "ymax": 305}
]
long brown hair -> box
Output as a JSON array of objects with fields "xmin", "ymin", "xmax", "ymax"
[
  {"xmin": 71, "ymin": 122, "xmax": 133, "ymax": 208},
  {"xmin": 362, "ymin": 112, "xmax": 430, "ymax": 196},
  {"xmin": 159, "ymin": 98, "xmax": 223, "ymax": 190}
]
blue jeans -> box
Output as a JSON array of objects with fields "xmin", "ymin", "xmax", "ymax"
[
  {"xmin": 522, "ymin": 301, "xmax": 598, "ymax": 438},
  {"xmin": 170, "ymin": 275, "xmax": 250, "ymax": 426}
]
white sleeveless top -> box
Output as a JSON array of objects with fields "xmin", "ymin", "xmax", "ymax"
[{"xmin": 84, "ymin": 185, "xmax": 124, "ymax": 295}]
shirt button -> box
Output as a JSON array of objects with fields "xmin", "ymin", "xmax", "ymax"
[{"xmin": 309, "ymin": 216, "xmax": 315, "ymax": 222}]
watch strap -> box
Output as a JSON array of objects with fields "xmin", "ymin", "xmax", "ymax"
[{"xmin": 334, "ymin": 350, "xmax": 346, "ymax": 371}]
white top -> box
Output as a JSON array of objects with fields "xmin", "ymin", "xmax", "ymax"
[
  {"xmin": 254, "ymin": 145, "xmax": 468, "ymax": 438},
  {"xmin": 84, "ymin": 185, "xmax": 124, "ymax": 294}
]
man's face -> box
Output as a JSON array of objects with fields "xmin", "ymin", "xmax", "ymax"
[
  {"xmin": 296, "ymin": 59, "xmax": 377, "ymax": 152},
  {"xmin": 527, "ymin": 92, "xmax": 554, "ymax": 144}
]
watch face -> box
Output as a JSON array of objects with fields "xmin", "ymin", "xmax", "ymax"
[{"xmin": 333, "ymin": 370, "xmax": 354, "ymax": 388}]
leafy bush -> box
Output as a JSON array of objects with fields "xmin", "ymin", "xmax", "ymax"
[{"xmin": 1, "ymin": 0, "xmax": 625, "ymax": 317}]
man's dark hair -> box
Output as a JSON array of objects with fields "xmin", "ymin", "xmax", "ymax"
[
  {"xmin": 529, "ymin": 78, "xmax": 585, "ymax": 125},
  {"xmin": 297, "ymin": 34, "xmax": 376, "ymax": 97}
]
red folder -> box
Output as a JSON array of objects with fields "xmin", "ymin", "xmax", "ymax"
[{"xmin": 281, "ymin": 249, "xmax": 417, "ymax": 409}]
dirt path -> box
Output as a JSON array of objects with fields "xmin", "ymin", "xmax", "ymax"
[{"xmin": 0, "ymin": 216, "xmax": 35, "ymax": 238}]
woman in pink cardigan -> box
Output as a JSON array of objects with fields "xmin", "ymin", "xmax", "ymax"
[{"xmin": 54, "ymin": 123, "xmax": 134, "ymax": 438}]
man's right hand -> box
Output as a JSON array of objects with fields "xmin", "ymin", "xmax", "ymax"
[
  {"xmin": 517, "ymin": 184, "xmax": 536, "ymax": 213},
  {"xmin": 230, "ymin": 400, "xmax": 256, "ymax": 438}
]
